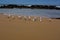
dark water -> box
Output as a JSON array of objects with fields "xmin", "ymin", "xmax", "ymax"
[{"xmin": 0, "ymin": 8, "xmax": 60, "ymax": 18}]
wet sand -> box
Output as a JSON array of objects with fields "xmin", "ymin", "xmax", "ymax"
[{"xmin": 0, "ymin": 14, "xmax": 60, "ymax": 40}]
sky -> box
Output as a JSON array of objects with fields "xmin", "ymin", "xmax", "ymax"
[{"xmin": 0, "ymin": 0, "xmax": 60, "ymax": 5}]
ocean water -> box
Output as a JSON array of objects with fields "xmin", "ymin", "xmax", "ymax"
[{"xmin": 0, "ymin": 8, "xmax": 60, "ymax": 18}]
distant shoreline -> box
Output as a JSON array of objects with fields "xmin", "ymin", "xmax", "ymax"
[{"xmin": 0, "ymin": 4, "xmax": 60, "ymax": 10}]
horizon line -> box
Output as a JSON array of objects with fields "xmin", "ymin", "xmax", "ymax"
[{"xmin": 0, "ymin": 4, "xmax": 60, "ymax": 6}]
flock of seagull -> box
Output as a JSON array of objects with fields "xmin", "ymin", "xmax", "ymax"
[{"xmin": 3, "ymin": 14, "xmax": 52, "ymax": 22}]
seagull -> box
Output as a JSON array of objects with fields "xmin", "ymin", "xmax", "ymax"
[
  {"xmin": 28, "ymin": 16, "xmax": 31, "ymax": 19},
  {"xmin": 7, "ymin": 14, "xmax": 11, "ymax": 18},
  {"xmin": 24, "ymin": 16, "xmax": 27, "ymax": 21},
  {"xmin": 32, "ymin": 18, "xmax": 36, "ymax": 22},
  {"xmin": 28, "ymin": 16, "xmax": 31, "ymax": 20},
  {"xmin": 18, "ymin": 16, "xmax": 22, "ymax": 19},
  {"xmin": 40, "ymin": 17, "xmax": 42, "ymax": 22},
  {"xmin": 32, "ymin": 17, "xmax": 37, "ymax": 22}
]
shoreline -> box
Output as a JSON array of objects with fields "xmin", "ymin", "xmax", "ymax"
[
  {"xmin": 0, "ymin": 13, "xmax": 60, "ymax": 19},
  {"xmin": 0, "ymin": 4, "xmax": 60, "ymax": 10}
]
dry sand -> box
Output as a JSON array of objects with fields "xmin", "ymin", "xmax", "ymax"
[{"xmin": 0, "ymin": 14, "xmax": 60, "ymax": 40}]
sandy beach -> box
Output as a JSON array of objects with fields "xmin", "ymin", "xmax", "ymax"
[{"xmin": 0, "ymin": 14, "xmax": 60, "ymax": 40}]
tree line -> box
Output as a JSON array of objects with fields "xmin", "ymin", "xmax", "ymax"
[{"xmin": 0, "ymin": 4, "xmax": 60, "ymax": 10}]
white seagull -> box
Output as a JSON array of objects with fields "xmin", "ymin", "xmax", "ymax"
[
  {"xmin": 40, "ymin": 17, "xmax": 42, "ymax": 22},
  {"xmin": 18, "ymin": 16, "xmax": 22, "ymax": 19}
]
